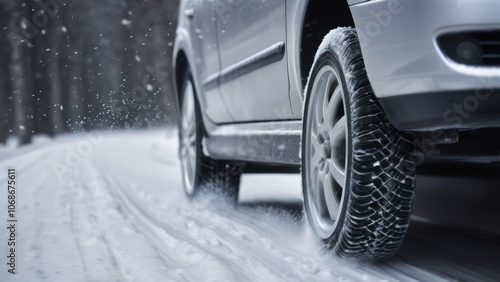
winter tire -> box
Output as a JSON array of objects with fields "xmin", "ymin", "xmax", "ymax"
[
  {"xmin": 179, "ymin": 69, "xmax": 241, "ymax": 202},
  {"xmin": 302, "ymin": 28, "xmax": 417, "ymax": 259}
]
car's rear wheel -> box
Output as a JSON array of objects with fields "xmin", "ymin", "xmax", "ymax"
[
  {"xmin": 302, "ymin": 28, "xmax": 417, "ymax": 259},
  {"xmin": 179, "ymin": 69, "xmax": 241, "ymax": 201}
]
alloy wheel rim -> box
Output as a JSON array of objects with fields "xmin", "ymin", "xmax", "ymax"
[
  {"xmin": 180, "ymin": 81, "xmax": 197, "ymax": 195},
  {"xmin": 305, "ymin": 65, "xmax": 349, "ymax": 239}
]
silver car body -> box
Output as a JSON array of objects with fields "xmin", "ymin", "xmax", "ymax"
[
  {"xmin": 173, "ymin": 0, "xmax": 500, "ymax": 164},
  {"xmin": 351, "ymin": 0, "xmax": 500, "ymax": 99}
]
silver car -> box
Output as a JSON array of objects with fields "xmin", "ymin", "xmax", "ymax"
[{"xmin": 173, "ymin": 0, "xmax": 500, "ymax": 259}]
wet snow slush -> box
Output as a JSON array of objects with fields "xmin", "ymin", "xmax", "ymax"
[{"xmin": 1, "ymin": 130, "xmax": 499, "ymax": 282}]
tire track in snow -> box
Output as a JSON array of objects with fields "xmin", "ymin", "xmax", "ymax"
[
  {"xmin": 78, "ymin": 159, "xmax": 238, "ymax": 281},
  {"xmin": 174, "ymin": 200, "xmax": 324, "ymax": 280},
  {"xmin": 102, "ymin": 172, "xmax": 394, "ymax": 281},
  {"xmin": 69, "ymin": 160, "xmax": 163, "ymax": 282},
  {"xmin": 103, "ymin": 173, "xmax": 255, "ymax": 282},
  {"xmin": 65, "ymin": 167, "xmax": 115, "ymax": 281},
  {"xmin": 2, "ymin": 130, "xmax": 499, "ymax": 282},
  {"xmin": 81, "ymin": 159, "xmax": 171, "ymax": 281},
  {"xmin": 83, "ymin": 173, "xmax": 126, "ymax": 282},
  {"xmin": 66, "ymin": 172, "xmax": 91, "ymax": 282}
]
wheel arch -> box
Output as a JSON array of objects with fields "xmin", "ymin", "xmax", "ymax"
[
  {"xmin": 174, "ymin": 49, "xmax": 189, "ymax": 110},
  {"xmin": 174, "ymin": 48, "xmax": 217, "ymax": 140},
  {"xmin": 299, "ymin": 1, "xmax": 355, "ymax": 89}
]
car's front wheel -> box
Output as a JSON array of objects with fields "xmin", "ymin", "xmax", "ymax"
[{"xmin": 302, "ymin": 28, "xmax": 417, "ymax": 259}]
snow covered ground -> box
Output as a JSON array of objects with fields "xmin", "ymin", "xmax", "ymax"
[{"xmin": 1, "ymin": 130, "xmax": 499, "ymax": 282}]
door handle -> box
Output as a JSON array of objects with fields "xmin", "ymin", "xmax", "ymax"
[{"xmin": 185, "ymin": 8, "xmax": 195, "ymax": 19}]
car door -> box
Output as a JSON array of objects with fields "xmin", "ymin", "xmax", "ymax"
[
  {"xmin": 185, "ymin": 0, "xmax": 233, "ymax": 123},
  {"xmin": 215, "ymin": 0, "xmax": 293, "ymax": 122}
]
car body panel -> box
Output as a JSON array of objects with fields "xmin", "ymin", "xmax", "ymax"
[
  {"xmin": 216, "ymin": 0, "xmax": 294, "ymax": 122},
  {"xmin": 204, "ymin": 120, "xmax": 302, "ymax": 165},
  {"xmin": 174, "ymin": 0, "xmax": 233, "ymax": 123},
  {"xmin": 350, "ymin": 0, "xmax": 500, "ymax": 99},
  {"xmin": 350, "ymin": 0, "xmax": 500, "ymax": 130},
  {"xmin": 174, "ymin": 0, "xmax": 500, "ymax": 162},
  {"xmin": 286, "ymin": 0, "xmax": 309, "ymax": 118}
]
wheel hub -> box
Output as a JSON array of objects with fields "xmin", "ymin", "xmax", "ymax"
[
  {"xmin": 304, "ymin": 65, "xmax": 349, "ymax": 239},
  {"xmin": 180, "ymin": 81, "xmax": 197, "ymax": 195},
  {"xmin": 320, "ymin": 134, "xmax": 332, "ymax": 159}
]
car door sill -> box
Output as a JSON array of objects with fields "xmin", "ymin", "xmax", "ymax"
[{"xmin": 204, "ymin": 120, "xmax": 302, "ymax": 165}]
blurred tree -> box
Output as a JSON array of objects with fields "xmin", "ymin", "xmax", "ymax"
[
  {"xmin": 0, "ymin": 3, "xmax": 8, "ymax": 144},
  {"xmin": 61, "ymin": 0, "xmax": 87, "ymax": 132},
  {"xmin": 44, "ymin": 12, "xmax": 65, "ymax": 136},
  {"xmin": 5, "ymin": 0, "xmax": 34, "ymax": 145},
  {"xmin": 32, "ymin": 11, "xmax": 50, "ymax": 136},
  {"xmin": 0, "ymin": 0, "xmax": 180, "ymax": 145}
]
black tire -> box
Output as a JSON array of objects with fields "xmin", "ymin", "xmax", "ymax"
[
  {"xmin": 302, "ymin": 28, "xmax": 416, "ymax": 259},
  {"xmin": 178, "ymin": 69, "xmax": 241, "ymax": 202}
]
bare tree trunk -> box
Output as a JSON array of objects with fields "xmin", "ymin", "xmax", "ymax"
[
  {"xmin": 61, "ymin": 3, "xmax": 85, "ymax": 132},
  {"xmin": 7, "ymin": 1, "xmax": 33, "ymax": 145},
  {"xmin": 32, "ymin": 21, "xmax": 49, "ymax": 136},
  {"xmin": 0, "ymin": 8, "xmax": 7, "ymax": 144},
  {"xmin": 66, "ymin": 64, "xmax": 85, "ymax": 132},
  {"xmin": 135, "ymin": 0, "xmax": 179, "ymax": 126},
  {"xmin": 165, "ymin": 0, "xmax": 180, "ymax": 124},
  {"xmin": 0, "ymin": 57, "xmax": 6, "ymax": 144},
  {"xmin": 46, "ymin": 16, "xmax": 65, "ymax": 136},
  {"xmin": 0, "ymin": 3, "xmax": 7, "ymax": 143}
]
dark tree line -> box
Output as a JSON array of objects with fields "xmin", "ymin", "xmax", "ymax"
[{"xmin": 0, "ymin": 0, "xmax": 180, "ymax": 145}]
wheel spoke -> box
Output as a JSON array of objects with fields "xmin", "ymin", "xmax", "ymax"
[
  {"xmin": 307, "ymin": 131, "xmax": 321, "ymax": 207},
  {"xmin": 323, "ymin": 174, "xmax": 339, "ymax": 220},
  {"xmin": 311, "ymin": 131, "xmax": 319, "ymax": 149},
  {"xmin": 322, "ymin": 74, "xmax": 333, "ymax": 119},
  {"xmin": 181, "ymin": 113, "xmax": 189, "ymax": 133},
  {"xmin": 311, "ymin": 133, "xmax": 322, "ymax": 161},
  {"xmin": 309, "ymin": 168, "xmax": 319, "ymax": 199},
  {"xmin": 187, "ymin": 110, "xmax": 196, "ymax": 127},
  {"xmin": 315, "ymin": 172, "xmax": 325, "ymax": 213},
  {"xmin": 315, "ymin": 75, "xmax": 330, "ymax": 126},
  {"xmin": 187, "ymin": 121, "xmax": 196, "ymax": 139},
  {"xmin": 188, "ymin": 134, "xmax": 196, "ymax": 146},
  {"xmin": 328, "ymin": 159, "xmax": 345, "ymax": 190},
  {"xmin": 187, "ymin": 105, "xmax": 195, "ymax": 125},
  {"xmin": 185, "ymin": 148, "xmax": 194, "ymax": 179},
  {"xmin": 180, "ymin": 146, "xmax": 187, "ymax": 158},
  {"xmin": 329, "ymin": 116, "xmax": 347, "ymax": 145},
  {"xmin": 187, "ymin": 144, "xmax": 196, "ymax": 158},
  {"xmin": 324, "ymin": 86, "xmax": 343, "ymax": 130},
  {"xmin": 311, "ymin": 148, "xmax": 323, "ymax": 170}
]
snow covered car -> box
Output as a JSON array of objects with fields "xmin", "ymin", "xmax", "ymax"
[{"xmin": 173, "ymin": 0, "xmax": 500, "ymax": 259}]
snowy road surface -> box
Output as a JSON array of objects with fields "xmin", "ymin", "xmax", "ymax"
[{"xmin": 1, "ymin": 130, "xmax": 499, "ymax": 282}]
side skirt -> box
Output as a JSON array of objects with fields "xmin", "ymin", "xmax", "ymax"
[{"xmin": 204, "ymin": 121, "xmax": 302, "ymax": 165}]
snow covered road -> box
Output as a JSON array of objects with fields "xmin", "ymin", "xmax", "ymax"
[{"xmin": 1, "ymin": 130, "xmax": 499, "ymax": 282}]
